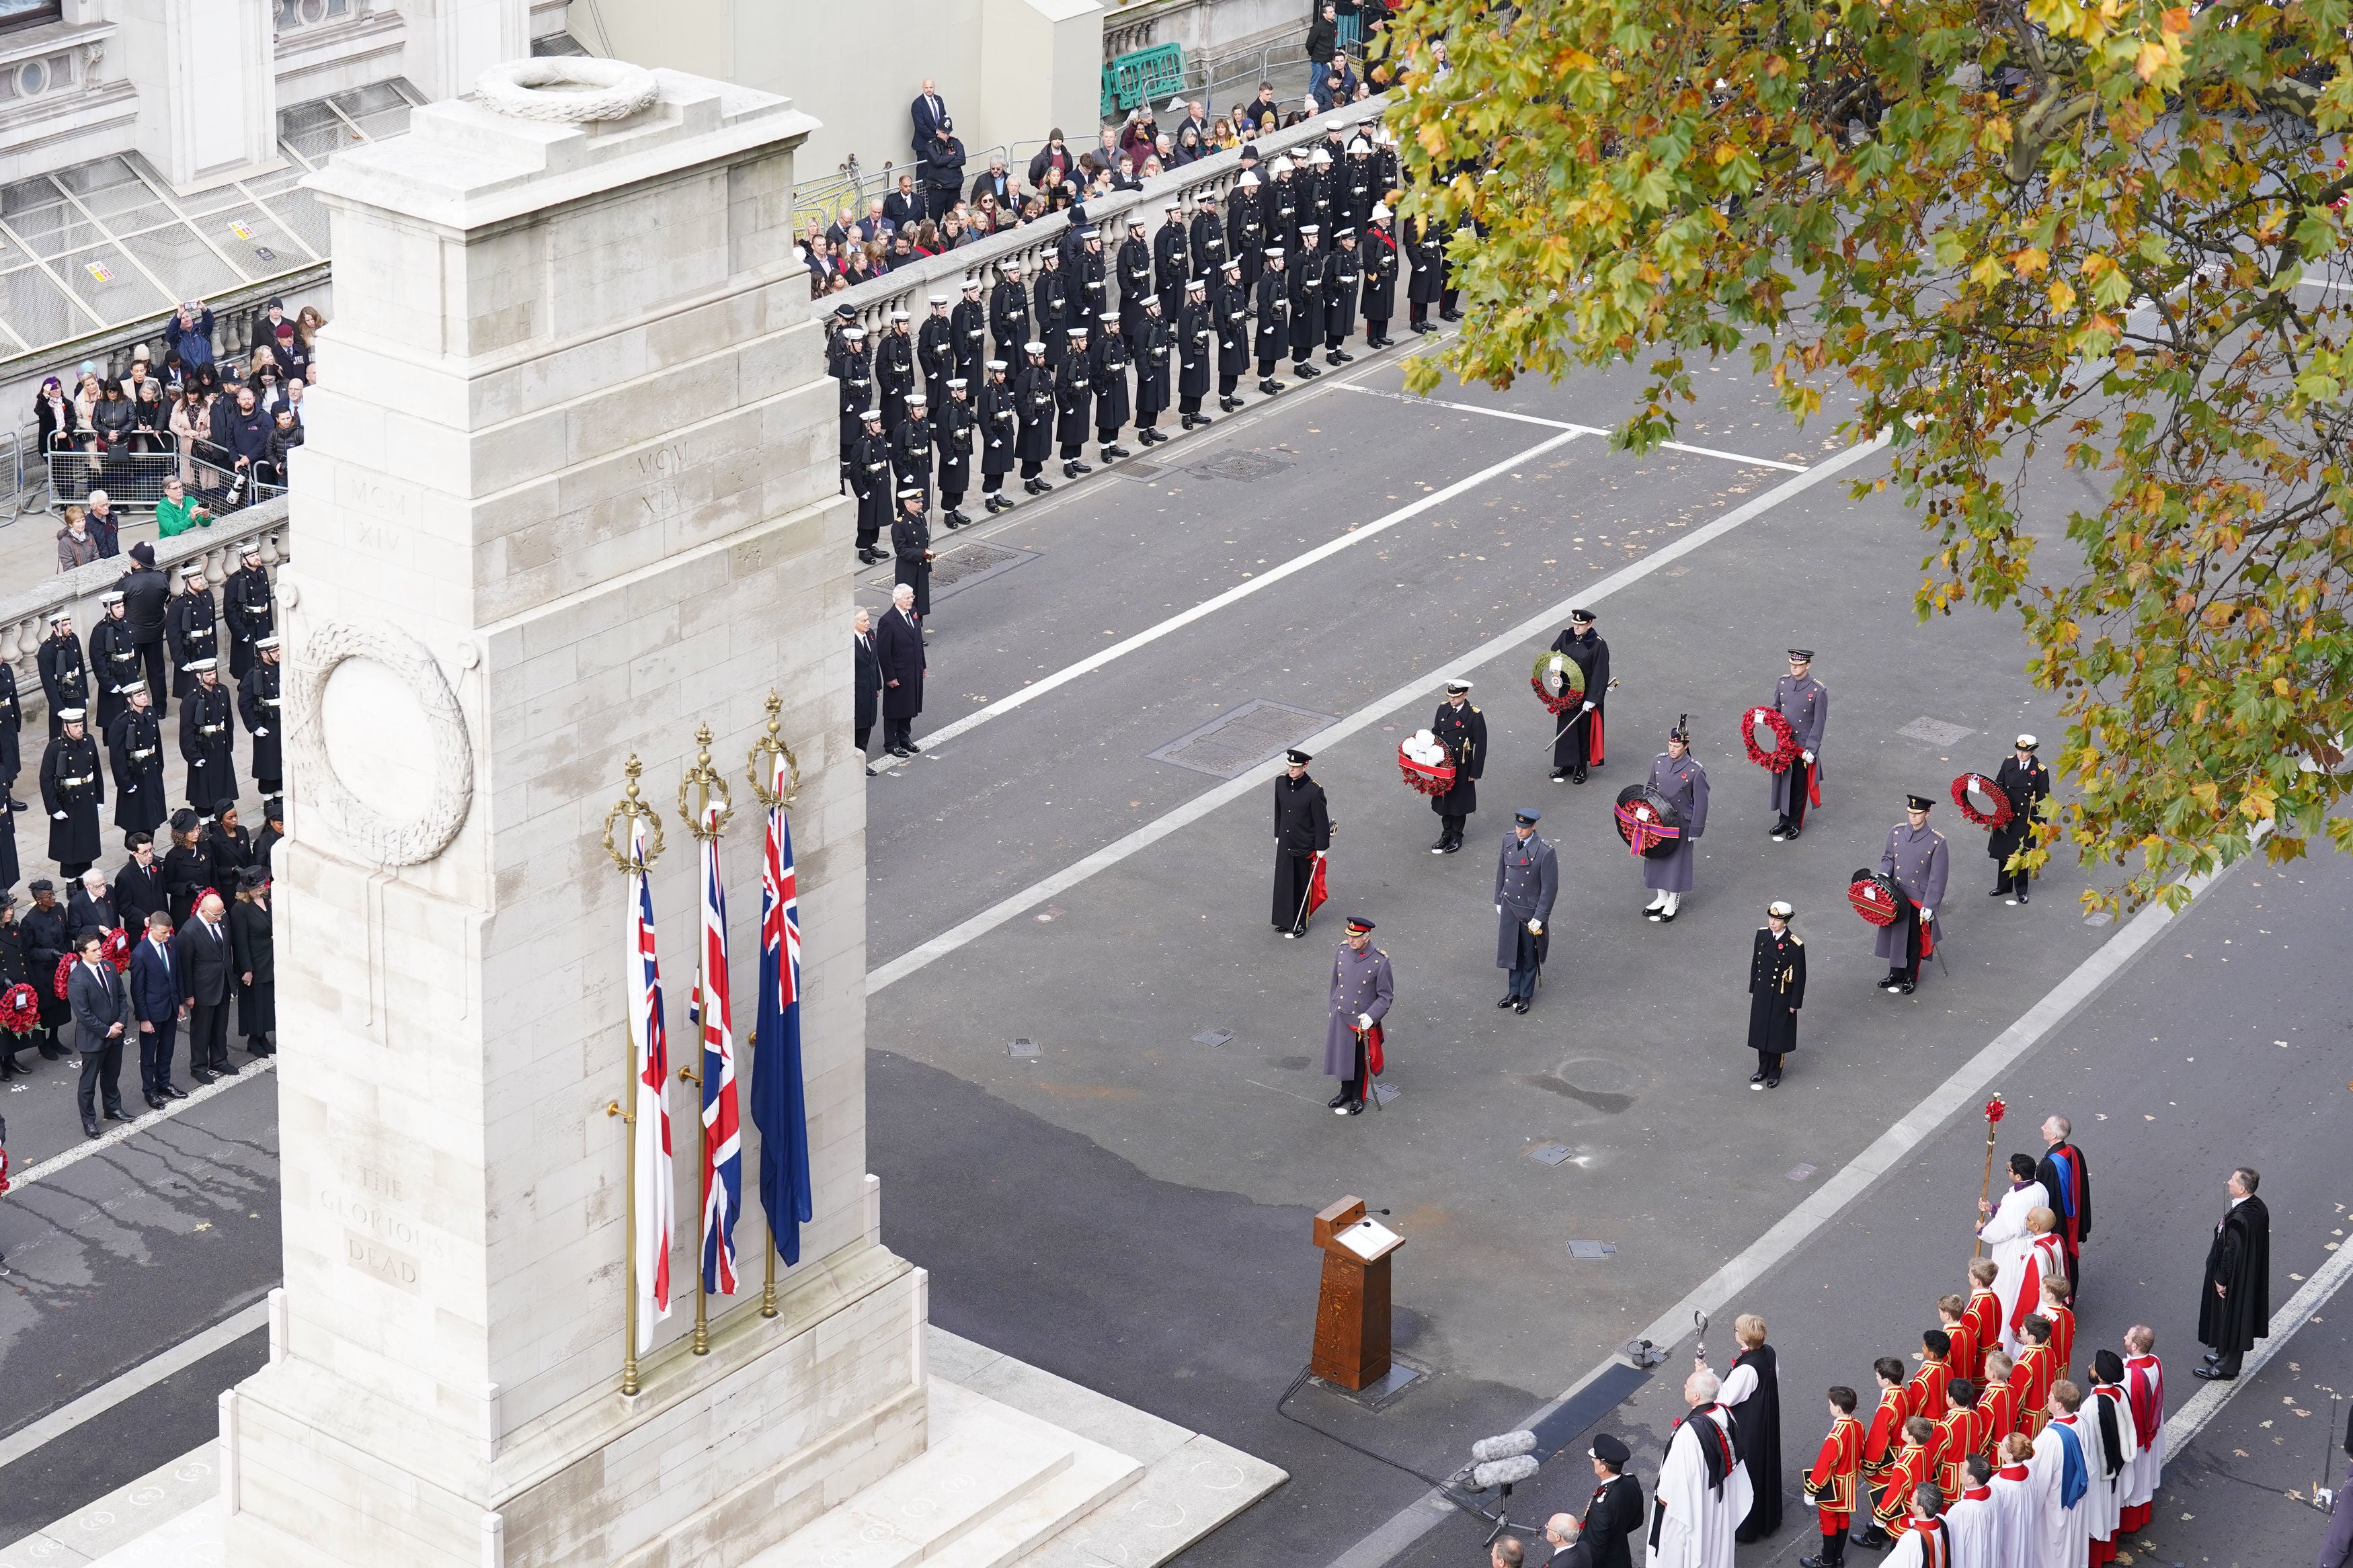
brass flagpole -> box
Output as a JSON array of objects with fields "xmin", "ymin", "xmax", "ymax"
[
  {"xmin": 600, "ymin": 756, "xmax": 664, "ymax": 1397},
  {"xmin": 745, "ymin": 692, "xmax": 801, "ymax": 1321},
  {"xmin": 1974, "ymin": 1092, "xmax": 2007, "ymax": 1259},
  {"xmin": 678, "ymin": 725, "xmax": 731, "ymax": 1356}
]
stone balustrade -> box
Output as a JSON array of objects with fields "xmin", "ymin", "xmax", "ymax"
[
  {"xmin": 834, "ymin": 93, "xmax": 1394, "ymax": 337},
  {"xmin": 1, "ymin": 496, "xmax": 288, "ymax": 729}
]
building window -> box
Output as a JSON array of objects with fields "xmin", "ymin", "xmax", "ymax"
[
  {"xmin": 274, "ymin": 0, "xmax": 352, "ymax": 30},
  {"xmin": 0, "ymin": 49, "xmax": 74, "ymax": 99},
  {"xmin": 0, "ymin": 0, "xmax": 63, "ymax": 36}
]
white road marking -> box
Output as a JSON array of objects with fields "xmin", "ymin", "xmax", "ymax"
[
  {"xmin": 2161, "ymin": 1227, "xmax": 2353, "ymax": 1456},
  {"xmin": 1334, "ymin": 384, "xmax": 1812, "ymax": 470},
  {"xmin": 7, "ymin": 1059, "xmax": 277, "ymax": 1193},
  {"xmin": 867, "ymin": 434, "xmax": 1885, "ymax": 995},
  {"xmin": 869, "ymin": 429, "xmax": 1584, "ymax": 774},
  {"xmin": 1322, "ymin": 854, "xmax": 2247, "ymax": 1568},
  {"xmin": 0, "ymin": 1300, "xmax": 268, "ymax": 1471}
]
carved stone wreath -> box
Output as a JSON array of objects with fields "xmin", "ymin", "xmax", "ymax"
[
  {"xmin": 286, "ymin": 620, "xmax": 474, "ymax": 867},
  {"xmin": 475, "ymin": 58, "xmax": 661, "ymax": 124}
]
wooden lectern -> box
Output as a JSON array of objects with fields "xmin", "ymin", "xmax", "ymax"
[{"xmin": 1310, "ymin": 1195, "xmax": 1405, "ymax": 1391}]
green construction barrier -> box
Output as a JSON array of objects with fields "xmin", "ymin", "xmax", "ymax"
[{"xmin": 1109, "ymin": 42, "xmax": 1185, "ymax": 116}]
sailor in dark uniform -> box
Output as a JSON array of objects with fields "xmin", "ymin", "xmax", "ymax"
[
  {"xmin": 1548, "ymin": 608, "xmax": 1610, "ymax": 784},
  {"xmin": 1494, "ymin": 809, "xmax": 1558, "ymax": 1013},
  {"xmin": 1213, "ymin": 257, "xmax": 1250, "ymax": 412},
  {"xmin": 951, "ymin": 278, "xmax": 988, "ymax": 386},
  {"xmin": 1642, "ymin": 716, "xmax": 1709, "ymax": 922},
  {"xmin": 1428, "ymin": 679, "xmax": 1486, "ymax": 854},
  {"xmin": 1323, "ymin": 915, "xmax": 1392, "ymax": 1114},
  {"xmin": 1876, "ymin": 794, "xmax": 1949, "ymax": 994},
  {"xmin": 1747, "ymin": 901, "xmax": 1805, "ymax": 1088},
  {"xmin": 1176, "ymin": 278, "xmax": 1214, "ymax": 430},
  {"xmin": 918, "ymin": 294, "xmax": 957, "ymax": 410},
  {"xmin": 105, "ymin": 680, "xmax": 167, "ymax": 844},
  {"xmin": 1988, "ymin": 734, "xmax": 2050, "ymax": 905},
  {"xmin": 850, "ymin": 407, "xmax": 891, "ymax": 565},
  {"xmin": 1088, "ymin": 311, "xmax": 1133, "ymax": 466},
  {"xmin": 990, "ymin": 259, "xmax": 1033, "ymax": 366},
  {"xmin": 240, "ymin": 635, "xmax": 283, "ymax": 798},
  {"xmin": 1769, "ymin": 649, "xmax": 1829, "ymax": 840},
  {"xmin": 1272, "ymin": 747, "xmax": 1332, "ymax": 938},
  {"xmin": 1254, "ymin": 249, "xmax": 1292, "ymax": 396},
  {"xmin": 40, "ymin": 710, "xmax": 104, "ymax": 879},
  {"xmin": 1014, "ymin": 341, "xmax": 1057, "ymax": 493},
  {"xmin": 1054, "ymin": 327, "xmax": 1095, "ymax": 479},
  {"xmin": 178, "ymin": 660, "xmax": 237, "ymax": 817},
  {"xmin": 978, "ymin": 359, "xmax": 1019, "ymax": 513},
  {"xmin": 936, "ymin": 378, "xmax": 975, "ymax": 529}
]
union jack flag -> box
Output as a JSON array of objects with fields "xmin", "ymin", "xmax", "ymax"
[
  {"xmin": 750, "ymin": 750, "xmax": 813, "ymax": 1266},
  {"xmin": 624, "ymin": 818, "xmax": 674, "ymax": 1349},
  {"xmin": 696, "ymin": 806, "xmax": 742, "ymax": 1295}
]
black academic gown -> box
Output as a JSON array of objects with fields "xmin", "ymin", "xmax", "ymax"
[
  {"xmin": 2198, "ymin": 1196, "xmax": 2270, "ymax": 1354},
  {"xmin": 1730, "ymin": 1344, "xmax": 1784, "ymax": 1540},
  {"xmin": 1271, "ymin": 772, "xmax": 1331, "ymax": 929}
]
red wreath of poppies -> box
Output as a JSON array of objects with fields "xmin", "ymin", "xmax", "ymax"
[
  {"xmin": 1950, "ymin": 773, "xmax": 2014, "ymax": 831},
  {"xmin": 1398, "ymin": 743, "xmax": 1457, "ymax": 797},
  {"xmin": 1847, "ymin": 876, "xmax": 1901, "ymax": 927},
  {"xmin": 51, "ymin": 955, "xmax": 74, "ymax": 1001},
  {"xmin": 1741, "ymin": 706, "xmax": 1802, "ymax": 772},
  {"xmin": 0, "ymin": 982, "xmax": 38, "ymax": 1034},
  {"xmin": 102, "ymin": 927, "xmax": 132, "ymax": 973}
]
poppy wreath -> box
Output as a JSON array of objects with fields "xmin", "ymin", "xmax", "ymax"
[
  {"xmin": 0, "ymin": 983, "xmax": 38, "ymax": 1035},
  {"xmin": 52, "ymin": 954, "xmax": 74, "ymax": 1001},
  {"xmin": 1741, "ymin": 705, "xmax": 1802, "ymax": 772},
  {"xmin": 1529, "ymin": 650, "xmax": 1587, "ymax": 716},
  {"xmin": 1951, "ymin": 772, "xmax": 2014, "ymax": 831},
  {"xmin": 102, "ymin": 927, "xmax": 132, "ymax": 973},
  {"xmin": 1398, "ymin": 743, "xmax": 1456, "ymax": 797},
  {"xmin": 1847, "ymin": 872, "xmax": 1901, "ymax": 927}
]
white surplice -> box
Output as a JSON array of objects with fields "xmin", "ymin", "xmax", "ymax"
[
  {"xmin": 1945, "ymin": 1489, "xmax": 1998, "ymax": 1566},
  {"xmin": 1980, "ymin": 1180, "xmax": 2050, "ymax": 1356},
  {"xmin": 1989, "ymin": 1464, "xmax": 2039, "ymax": 1568},
  {"xmin": 2030, "ymin": 1415, "xmax": 2093, "ymax": 1567},
  {"xmin": 1646, "ymin": 1405, "xmax": 1752, "ymax": 1568},
  {"xmin": 2121, "ymin": 1354, "xmax": 2166, "ymax": 1510},
  {"xmin": 2086, "ymin": 1387, "xmax": 2141, "ymax": 1546}
]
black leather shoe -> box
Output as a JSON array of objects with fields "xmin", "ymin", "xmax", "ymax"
[
  {"xmin": 1107, "ymin": 444, "xmax": 1133, "ymax": 458},
  {"xmin": 105, "ymin": 1106, "xmax": 132, "ymax": 1122},
  {"xmin": 1769, "ymin": 820, "xmax": 1790, "ymax": 839},
  {"xmin": 192, "ymin": 1069, "xmax": 216, "ymax": 1084},
  {"xmin": 890, "ymin": 746, "xmax": 913, "ymax": 759},
  {"xmin": 1512, "ymin": 997, "xmax": 1531, "ymax": 1014},
  {"xmin": 2015, "ymin": 891, "xmax": 2029, "ymax": 905},
  {"xmin": 1550, "ymin": 768, "xmax": 1568, "ymax": 782},
  {"xmin": 1343, "ymin": 1100, "xmax": 1364, "ymax": 1114},
  {"xmin": 217, "ymin": 1060, "xmax": 241, "ymax": 1075},
  {"xmin": 1571, "ymin": 768, "xmax": 1587, "ymax": 784},
  {"xmin": 163, "ymin": 1083, "xmax": 188, "ymax": 1100},
  {"xmin": 2192, "ymin": 1365, "xmax": 2237, "ymax": 1380},
  {"xmin": 1293, "ymin": 363, "xmax": 1321, "ymax": 379},
  {"xmin": 1440, "ymin": 836, "xmax": 1462, "ymax": 854},
  {"xmin": 1327, "ymin": 1092, "xmax": 1349, "ymax": 1109},
  {"xmin": 1431, "ymin": 834, "xmax": 1451, "ymax": 853},
  {"xmin": 1035, "ymin": 476, "xmax": 1054, "ymax": 490},
  {"xmin": 1782, "ymin": 825, "xmax": 1800, "ymax": 840},
  {"xmin": 145, "ymin": 1093, "xmax": 166, "ymax": 1110},
  {"xmin": 1749, "ymin": 1069, "xmax": 1767, "ymax": 1084},
  {"xmin": 83, "ymin": 1118, "xmax": 102, "ymax": 1139},
  {"xmin": 1896, "ymin": 981, "xmax": 1916, "ymax": 995},
  {"xmin": 1259, "ymin": 378, "xmax": 1283, "ymax": 395},
  {"xmin": 1497, "ymin": 994, "xmax": 1518, "ymax": 1008}
]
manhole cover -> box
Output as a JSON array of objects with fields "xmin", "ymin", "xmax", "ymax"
[
  {"xmin": 1193, "ymin": 450, "xmax": 1291, "ymax": 483},
  {"xmin": 1897, "ymin": 716, "xmax": 1975, "ymax": 747},
  {"xmin": 1566, "ymin": 1240, "xmax": 1617, "ymax": 1261},
  {"xmin": 1371, "ymin": 1083, "xmax": 1400, "ymax": 1106},
  {"xmin": 1149, "ymin": 698, "xmax": 1338, "ymax": 780},
  {"xmin": 1529, "ymin": 1143, "xmax": 1573, "ymax": 1167},
  {"xmin": 1113, "ymin": 460, "xmax": 1166, "ymax": 481},
  {"xmin": 1786, "ymin": 1163, "xmax": 1817, "ymax": 1182},
  {"xmin": 1008, "ymin": 1038, "xmax": 1039, "ymax": 1059}
]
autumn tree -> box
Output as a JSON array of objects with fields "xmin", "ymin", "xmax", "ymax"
[{"xmin": 1383, "ymin": 0, "xmax": 2353, "ymax": 910}]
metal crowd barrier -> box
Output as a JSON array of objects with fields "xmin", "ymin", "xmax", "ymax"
[{"xmin": 43, "ymin": 443, "xmax": 287, "ymax": 513}]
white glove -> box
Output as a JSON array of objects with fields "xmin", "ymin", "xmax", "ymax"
[
  {"xmin": 1528, "ymin": 919, "xmax": 1544, "ymax": 935},
  {"xmin": 253, "ymin": 727, "xmax": 269, "ymax": 737},
  {"xmin": 1495, "ymin": 903, "xmax": 1503, "ymax": 915},
  {"xmin": 1921, "ymin": 907, "xmax": 1935, "ymax": 921},
  {"xmin": 1802, "ymin": 750, "xmax": 1814, "ymax": 763},
  {"xmin": 1582, "ymin": 700, "xmax": 1595, "ymax": 710},
  {"xmin": 1356, "ymin": 1013, "xmax": 1373, "ymax": 1030},
  {"xmin": 54, "ymin": 810, "xmax": 67, "ymax": 819}
]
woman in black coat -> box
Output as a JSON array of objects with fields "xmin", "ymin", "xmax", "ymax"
[
  {"xmin": 229, "ymin": 871, "xmax": 274, "ymax": 1056},
  {"xmin": 161, "ymin": 812, "xmax": 213, "ymax": 929},
  {"xmin": 206, "ymin": 800, "xmax": 253, "ymax": 890}
]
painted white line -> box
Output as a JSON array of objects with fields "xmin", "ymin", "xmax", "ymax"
[
  {"xmin": 1334, "ymin": 384, "xmax": 1811, "ymax": 471},
  {"xmin": 868, "ymin": 434, "xmax": 1885, "ymax": 995},
  {"xmin": 869, "ymin": 429, "xmax": 1584, "ymax": 774},
  {"xmin": 2161, "ymin": 1229, "xmax": 2353, "ymax": 1456},
  {"xmin": 0, "ymin": 1299, "xmax": 268, "ymax": 1471},
  {"xmin": 8, "ymin": 1059, "xmax": 276, "ymax": 1193},
  {"xmin": 1324, "ymin": 853, "xmax": 2241, "ymax": 1568}
]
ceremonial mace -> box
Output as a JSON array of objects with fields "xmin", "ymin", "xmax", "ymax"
[
  {"xmin": 745, "ymin": 692, "xmax": 801, "ymax": 1321},
  {"xmin": 678, "ymin": 725, "xmax": 733, "ymax": 1356},
  {"xmin": 1548, "ymin": 675, "xmax": 1621, "ymax": 748},
  {"xmin": 1973, "ymin": 1094, "xmax": 2007, "ymax": 1258},
  {"xmin": 600, "ymin": 756, "xmax": 665, "ymax": 1397},
  {"xmin": 1693, "ymin": 1309, "xmax": 1709, "ymax": 1369}
]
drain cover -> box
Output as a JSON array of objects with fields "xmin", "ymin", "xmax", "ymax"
[
  {"xmin": 1008, "ymin": 1038, "xmax": 1039, "ymax": 1059},
  {"xmin": 1566, "ymin": 1240, "xmax": 1618, "ymax": 1261},
  {"xmin": 1192, "ymin": 1030, "xmax": 1234, "ymax": 1046},
  {"xmin": 1529, "ymin": 1143, "xmax": 1573, "ymax": 1167},
  {"xmin": 1150, "ymin": 698, "xmax": 1337, "ymax": 780},
  {"xmin": 1371, "ymin": 1083, "xmax": 1400, "ymax": 1106},
  {"xmin": 1897, "ymin": 716, "xmax": 1975, "ymax": 747},
  {"xmin": 1193, "ymin": 450, "xmax": 1291, "ymax": 483}
]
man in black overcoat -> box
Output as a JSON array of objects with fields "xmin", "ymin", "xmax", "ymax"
[
  {"xmin": 239, "ymin": 635, "xmax": 283, "ymax": 797},
  {"xmin": 1747, "ymin": 901, "xmax": 1804, "ymax": 1087},
  {"xmin": 1988, "ymin": 733, "xmax": 2050, "ymax": 903},
  {"xmin": 221, "ymin": 541, "xmax": 273, "ymax": 679},
  {"xmin": 1271, "ymin": 747, "xmax": 1331, "ymax": 937},
  {"xmin": 1254, "ymin": 250, "xmax": 1292, "ymax": 395},
  {"xmin": 1213, "ymin": 258, "xmax": 1250, "ymax": 411},
  {"xmin": 1548, "ymin": 608, "xmax": 1610, "ymax": 782},
  {"xmin": 1406, "ymin": 213, "xmax": 1445, "ymax": 335},
  {"xmin": 1117, "ymin": 218, "xmax": 1152, "ymax": 348},
  {"xmin": 165, "ymin": 564, "xmax": 218, "ymax": 703},
  {"xmin": 177, "ymin": 662, "xmax": 237, "ymax": 815},
  {"xmin": 918, "ymin": 294, "xmax": 957, "ymax": 409},
  {"xmin": 1088, "ymin": 313, "xmax": 1132, "ymax": 464},
  {"xmin": 935, "ymin": 379, "xmax": 975, "ymax": 528},
  {"xmin": 89, "ymin": 591, "xmax": 143, "ymax": 735},
  {"xmin": 891, "ymin": 491, "xmax": 934, "ymax": 619},
  {"xmin": 1132, "ymin": 297, "xmax": 1171, "ymax": 446},
  {"xmin": 1176, "ymin": 279, "xmax": 1213, "ymax": 431},
  {"xmin": 851, "ymin": 407, "xmax": 891, "ymax": 565},
  {"xmin": 41, "ymin": 710, "xmax": 105, "ymax": 879},
  {"xmin": 989, "ymin": 260, "xmax": 1033, "ymax": 366},
  {"xmin": 39, "ymin": 612, "xmax": 90, "ymax": 739},
  {"xmin": 852, "ymin": 608, "xmax": 883, "ymax": 773},
  {"xmin": 876, "ymin": 585, "xmax": 926, "ymax": 757},
  {"xmin": 1361, "ymin": 206, "xmax": 1400, "ymax": 347},
  {"xmin": 1152, "ymin": 202, "xmax": 1191, "ymax": 304},
  {"xmin": 1287, "ymin": 226, "xmax": 1326, "ymax": 380},
  {"xmin": 2195, "ymin": 1166, "xmax": 2270, "ymax": 1379},
  {"xmin": 1189, "ymin": 193, "xmax": 1227, "ymax": 280},
  {"xmin": 106, "ymin": 682, "xmax": 167, "ymax": 843},
  {"xmin": 1323, "ymin": 231, "xmax": 1361, "ymax": 366},
  {"xmin": 1054, "ymin": 329, "xmax": 1094, "ymax": 479}
]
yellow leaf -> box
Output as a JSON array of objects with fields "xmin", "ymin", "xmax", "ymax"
[
  {"xmin": 2048, "ymin": 279, "xmax": 2077, "ymax": 313},
  {"xmin": 2273, "ymin": 677, "xmax": 2292, "ymax": 697},
  {"xmin": 2135, "ymin": 40, "xmax": 2167, "ymax": 81}
]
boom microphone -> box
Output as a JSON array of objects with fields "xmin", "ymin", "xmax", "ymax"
[
  {"xmin": 1471, "ymin": 1454, "xmax": 1541, "ymax": 1491},
  {"xmin": 1469, "ymin": 1430, "xmax": 1537, "ymax": 1464}
]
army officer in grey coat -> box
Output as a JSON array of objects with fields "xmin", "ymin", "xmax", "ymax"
[
  {"xmin": 1876, "ymin": 793, "xmax": 1950, "ymax": 994},
  {"xmin": 1643, "ymin": 717, "xmax": 1710, "ymax": 923},
  {"xmin": 1494, "ymin": 809, "xmax": 1558, "ymax": 1014},
  {"xmin": 1324, "ymin": 915, "xmax": 1393, "ymax": 1114}
]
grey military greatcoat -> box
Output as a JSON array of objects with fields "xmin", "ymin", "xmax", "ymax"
[
  {"xmin": 1769, "ymin": 673, "xmax": 1827, "ymax": 813},
  {"xmin": 1872, "ymin": 821, "xmax": 1950, "ymax": 961},
  {"xmin": 1322, "ymin": 941, "xmax": 1394, "ymax": 1077},
  {"xmin": 1643, "ymin": 751, "xmax": 1710, "ymax": 893},
  {"xmin": 1493, "ymin": 830, "xmax": 1560, "ymax": 968}
]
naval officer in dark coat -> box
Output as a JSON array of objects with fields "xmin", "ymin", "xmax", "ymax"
[
  {"xmin": 1642, "ymin": 717, "xmax": 1709, "ymax": 923},
  {"xmin": 1428, "ymin": 679, "xmax": 1486, "ymax": 854},
  {"xmin": 1272, "ymin": 747, "xmax": 1332, "ymax": 937},
  {"xmin": 1494, "ymin": 808, "xmax": 1558, "ymax": 1013},
  {"xmin": 1988, "ymin": 733, "xmax": 2050, "ymax": 904},
  {"xmin": 1767, "ymin": 649, "xmax": 1828, "ymax": 839},
  {"xmin": 1875, "ymin": 793, "xmax": 1950, "ymax": 993},
  {"xmin": 1547, "ymin": 608, "xmax": 1609, "ymax": 784},
  {"xmin": 1324, "ymin": 915, "xmax": 1393, "ymax": 1114},
  {"xmin": 1747, "ymin": 901, "xmax": 1805, "ymax": 1088}
]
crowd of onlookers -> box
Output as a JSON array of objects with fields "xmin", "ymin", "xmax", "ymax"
[
  {"xmin": 32, "ymin": 295, "xmax": 323, "ymax": 557},
  {"xmin": 800, "ymin": 3, "xmax": 1404, "ymax": 300}
]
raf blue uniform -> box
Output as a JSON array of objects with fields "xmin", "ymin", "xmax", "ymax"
[
  {"xmin": 1493, "ymin": 813, "xmax": 1558, "ymax": 1010},
  {"xmin": 1875, "ymin": 811, "xmax": 1950, "ymax": 991}
]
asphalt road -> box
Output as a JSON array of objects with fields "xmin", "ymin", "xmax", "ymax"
[{"xmin": 1, "ymin": 337, "xmax": 2344, "ymax": 1568}]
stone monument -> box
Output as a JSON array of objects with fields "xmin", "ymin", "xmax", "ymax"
[{"xmin": 230, "ymin": 59, "xmax": 912, "ymax": 1567}]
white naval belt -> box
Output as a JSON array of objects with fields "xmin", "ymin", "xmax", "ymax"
[
  {"xmin": 59, "ymin": 774, "xmax": 93, "ymax": 786},
  {"xmin": 130, "ymin": 747, "xmax": 156, "ymax": 761},
  {"xmin": 260, "ymin": 697, "xmax": 278, "ymax": 707},
  {"xmin": 199, "ymin": 725, "xmax": 223, "ymax": 735}
]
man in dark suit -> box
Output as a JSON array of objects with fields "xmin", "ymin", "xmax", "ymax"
[
  {"xmin": 175, "ymin": 891, "xmax": 237, "ymax": 1081},
  {"xmin": 67, "ymin": 867, "xmax": 118, "ymax": 937},
  {"xmin": 909, "ymin": 79, "xmax": 949, "ymax": 153},
  {"xmin": 116, "ymin": 831, "xmax": 167, "ymax": 930},
  {"xmin": 853, "ymin": 608, "xmax": 883, "ymax": 775},
  {"xmin": 968, "ymin": 151, "xmax": 1015, "ymax": 208},
  {"xmin": 128, "ymin": 909, "xmax": 187, "ymax": 1107},
  {"xmin": 67, "ymin": 927, "xmax": 133, "ymax": 1137},
  {"xmin": 1579, "ymin": 1434, "xmax": 1644, "ymax": 1568},
  {"xmin": 1540, "ymin": 1513, "xmax": 1593, "ymax": 1568},
  {"xmin": 876, "ymin": 584, "xmax": 926, "ymax": 758}
]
